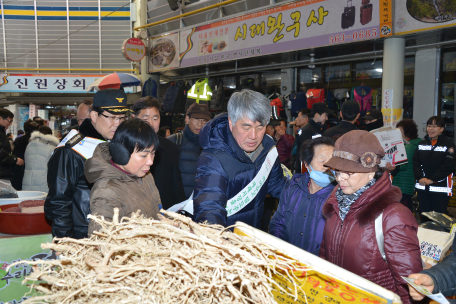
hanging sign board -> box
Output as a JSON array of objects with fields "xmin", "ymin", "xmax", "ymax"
[
  {"xmin": 122, "ymin": 38, "xmax": 146, "ymax": 61},
  {"xmin": 179, "ymin": 0, "xmax": 392, "ymax": 68},
  {"xmin": 148, "ymin": 32, "xmax": 180, "ymax": 72},
  {"xmin": 394, "ymin": 0, "xmax": 456, "ymax": 35},
  {"xmin": 0, "ymin": 74, "xmax": 135, "ymax": 93}
]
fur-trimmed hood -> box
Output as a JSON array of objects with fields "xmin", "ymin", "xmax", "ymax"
[
  {"xmin": 29, "ymin": 131, "xmax": 60, "ymax": 147},
  {"xmin": 322, "ymin": 172, "xmax": 402, "ymax": 226}
]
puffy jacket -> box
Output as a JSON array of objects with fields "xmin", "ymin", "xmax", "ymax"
[
  {"xmin": 193, "ymin": 113, "xmax": 286, "ymax": 228},
  {"xmin": 319, "ymin": 172, "xmax": 422, "ymax": 304},
  {"xmin": 162, "ymin": 81, "xmax": 180, "ymax": 112},
  {"xmin": 85, "ymin": 143, "xmax": 161, "ymax": 235},
  {"xmin": 44, "ymin": 119, "xmax": 105, "ymax": 239},
  {"xmin": 413, "ymin": 134, "xmax": 455, "ymax": 195},
  {"xmin": 276, "ymin": 133, "xmax": 294, "ymax": 168},
  {"xmin": 185, "ymin": 78, "xmax": 212, "ymax": 111},
  {"xmin": 0, "ymin": 125, "xmax": 17, "ymax": 179},
  {"xmin": 391, "ymin": 137, "xmax": 421, "ymax": 196},
  {"xmin": 22, "ymin": 132, "xmax": 59, "ymax": 193},
  {"xmin": 141, "ymin": 77, "xmax": 157, "ymax": 98},
  {"xmin": 269, "ymin": 173, "xmax": 334, "ymax": 255},
  {"xmin": 421, "ymin": 237, "xmax": 456, "ymax": 301},
  {"xmin": 168, "ymin": 125, "xmax": 202, "ymax": 199}
]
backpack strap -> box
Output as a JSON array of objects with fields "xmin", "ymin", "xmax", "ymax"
[{"xmin": 375, "ymin": 212, "xmax": 387, "ymax": 262}]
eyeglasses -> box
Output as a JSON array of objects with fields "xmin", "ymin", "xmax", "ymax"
[
  {"xmin": 330, "ymin": 170, "xmax": 355, "ymax": 180},
  {"xmin": 100, "ymin": 113, "xmax": 126, "ymax": 123},
  {"xmin": 191, "ymin": 118, "xmax": 208, "ymax": 125},
  {"xmin": 5, "ymin": 118, "xmax": 12, "ymax": 124}
]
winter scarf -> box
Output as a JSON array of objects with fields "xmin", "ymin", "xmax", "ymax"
[{"xmin": 336, "ymin": 178, "xmax": 376, "ymax": 221}]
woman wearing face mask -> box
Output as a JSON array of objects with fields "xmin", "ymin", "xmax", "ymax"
[
  {"xmin": 269, "ymin": 136, "xmax": 335, "ymax": 255},
  {"xmin": 320, "ymin": 130, "xmax": 422, "ymax": 304},
  {"xmin": 85, "ymin": 119, "xmax": 161, "ymax": 235}
]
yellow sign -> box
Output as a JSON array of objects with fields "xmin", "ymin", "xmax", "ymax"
[
  {"xmin": 381, "ymin": 108, "xmax": 403, "ymax": 127},
  {"xmin": 234, "ymin": 223, "xmax": 401, "ymax": 304}
]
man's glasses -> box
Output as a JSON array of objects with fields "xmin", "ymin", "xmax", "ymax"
[
  {"xmin": 100, "ymin": 113, "xmax": 126, "ymax": 123},
  {"xmin": 4, "ymin": 118, "xmax": 12, "ymax": 124}
]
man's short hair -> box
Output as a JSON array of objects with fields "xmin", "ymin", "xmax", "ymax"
[
  {"xmin": 341, "ymin": 100, "xmax": 360, "ymax": 121},
  {"xmin": 39, "ymin": 125, "xmax": 52, "ymax": 135},
  {"xmin": 298, "ymin": 108, "xmax": 310, "ymax": 118},
  {"xmin": 227, "ymin": 89, "xmax": 271, "ymax": 125},
  {"xmin": 81, "ymin": 98, "xmax": 93, "ymax": 112},
  {"xmin": 0, "ymin": 109, "xmax": 14, "ymax": 119},
  {"xmin": 133, "ymin": 96, "xmax": 161, "ymax": 116}
]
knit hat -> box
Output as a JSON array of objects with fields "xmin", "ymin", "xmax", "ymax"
[{"xmin": 324, "ymin": 130, "xmax": 385, "ymax": 173}]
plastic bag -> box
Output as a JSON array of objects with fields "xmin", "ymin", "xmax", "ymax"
[
  {"xmin": 422, "ymin": 211, "xmax": 456, "ymax": 231},
  {"xmin": 0, "ymin": 179, "xmax": 18, "ymax": 198}
]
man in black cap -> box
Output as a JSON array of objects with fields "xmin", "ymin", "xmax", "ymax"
[
  {"xmin": 323, "ymin": 100, "xmax": 360, "ymax": 139},
  {"xmin": 168, "ymin": 103, "xmax": 211, "ymax": 199},
  {"xmin": 45, "ymin": 89, "xmax": 130, "ymax": 239},
  {"xmin": 363, "ymin": 109, "xmax": 384, "ymax": 131},
  {"xmin": 293, "ymin": 103, "xmax": 334, "ymax": 173}
]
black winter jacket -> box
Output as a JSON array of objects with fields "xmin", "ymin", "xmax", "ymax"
[
  {"xmin": 150, "ymin": 135, "xmax": 186, "ymax": 210},
  {"xmin": 413, "ymin": 134, "xmax": 455, "ymax": 195},
  {"xmin": 0, "ymin": 125, "xmax": 17, "ymax": 179},
  {"xmin": 293, "ymin": 119, "xmax": 322, "ymax": 173},
  {"xmin": 168, "ymin": 125, "xmax": 201, "ymax": 199},
  {"xmin": 11, "ymin": 133, "xmax": 32, "ymax": 190},
  {"xmin": 421, "ymin": 238, "xmax": 456, "ymax": 302},
  {"xmin": 44, "ymin": 119, "xmax": 105, "ymax": 239},
  {"xmin": 323, "ymin": 120, "xmax": 358, "ymax": 139}
]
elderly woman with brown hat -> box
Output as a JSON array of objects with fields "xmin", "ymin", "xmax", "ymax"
[{"xmin": 319, "ymin": 130, "xmax": 422, "ymax": 304}]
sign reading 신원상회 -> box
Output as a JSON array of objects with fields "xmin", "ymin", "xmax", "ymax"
[
  {"xmin": 179, "ymin": 0, "xmax": 392, "ymax": 68},
  {"xmin": 0, "ymin": 74, "xmax": 135, "ymax": 93}
]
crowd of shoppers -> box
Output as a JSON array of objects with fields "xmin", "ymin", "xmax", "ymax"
[{"xmin": 1, "ymin": 87, "xmax": 456, "ymax": 302}]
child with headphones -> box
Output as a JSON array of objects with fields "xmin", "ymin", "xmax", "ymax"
[{"xmin": 85, "ymin": 118, "xmax": 162, "ymax": 235}]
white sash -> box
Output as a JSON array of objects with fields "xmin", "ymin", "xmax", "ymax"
[
  {"xmin": 56, "ymin": 129, "xmax": 105, "ymax": 160},
  {"xmin": 168, "ymin": 147, "xmax": 279, "ymax": 216}
]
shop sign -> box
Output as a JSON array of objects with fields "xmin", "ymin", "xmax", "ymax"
[
  {"xmin": 122, "ymin": 38, "xmax": 146, "ymax": 62},
  {"xmin": 0, "ymin": 74, "xmax": 135, "ymax": 93},
  {"xmin": 395, "ymin": 0, "xmax": 456, "ymax": 35},
  {"xmin": 148, "ymin": 32, "xmax": 180, "ymax": 72},
  {"xmin": 0, "ymin": 234, "xmax": 54, "ymax": 304},
  {"xmin": 179, "ymin": 0, "xmax": 393, "ymax": 68}
]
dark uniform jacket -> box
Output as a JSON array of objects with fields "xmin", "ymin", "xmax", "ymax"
[
  {"xmin": 168, "ymin": 125, "xmax": 201, "ymax": 199},
  {"xmin": 293, "ymin": 119, "xmax": 322, "ymax": 173},
  {"xmin": 413, "ymin": 134, "xmax": 455, "ymax": 195},
  {"xmin": 323, "ymin": 120, "xmax": 358, "ymax": 139},
  {"xmin": 44, "ymin": 119, "xmax": 105, "ymax": 239},
  {"xmin": 0, "ymin": 125, "xmax": 17, "ymax": 179},
  {"xmin": 150, "ymin": 135, "xmax": 185, "ymax": 210}
]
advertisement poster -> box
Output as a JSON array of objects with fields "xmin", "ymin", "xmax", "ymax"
[
  {"xmin": 0, "ymin": 234, "xmax": 54, "ymax": 304},
  {"xmin": 395, "ymin": 0, "xmax": 456, "ymax": 35},
  {"xmin": 148, "ymin": 32, "xmax": 180, "ymax": 72},
  {"xmin": 179, "ymin": 0, "xmax": 392, "ymax": 68}
]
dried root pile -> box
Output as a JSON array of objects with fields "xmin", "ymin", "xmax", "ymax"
[{"xmin": 9, "ymin": 209, "xmax": 303, "ymax": 304}]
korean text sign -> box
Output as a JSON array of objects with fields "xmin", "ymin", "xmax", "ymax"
[
  {"xmin": 0, "ymin": 74, "xmax": 108, "ymax": 93},
  {"xmin": 179, "ymin": 0, "xmax": 392, "ymax": 68}
]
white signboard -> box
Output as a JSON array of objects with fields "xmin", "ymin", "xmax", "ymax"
[
  {"xmin": 179, "ymin": 0, "xmax": 392, "ymax": 68},
  {"xmin": 0, "ymin": 74, "xmax": 136, "ymax": 93}
]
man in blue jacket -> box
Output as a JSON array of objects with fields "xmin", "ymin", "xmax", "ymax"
[{"xmin": 193, "ymin": 89, "xmax": 286, "ymax": 228}]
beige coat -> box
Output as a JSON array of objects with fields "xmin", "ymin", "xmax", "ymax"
[{"xmin": 85, "ymin": 142, "xmax": 161, "ymax": 235}]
